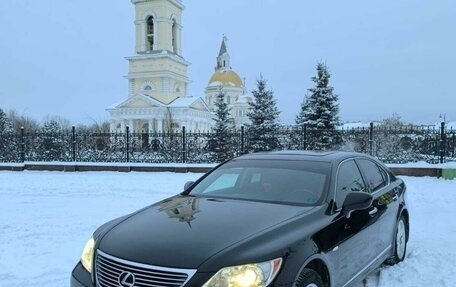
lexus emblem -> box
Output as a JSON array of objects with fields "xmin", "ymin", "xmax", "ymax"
[{"xmin": 118, "ymin": 271, "xmax": 136, "ymax": 287}]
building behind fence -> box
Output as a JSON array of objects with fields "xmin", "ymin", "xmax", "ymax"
[{"xmin": 1, "ymin": 123, "xmax": 455, "ymax": 164}]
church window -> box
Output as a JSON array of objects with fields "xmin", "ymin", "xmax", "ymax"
[
  {"xmin": 147, "ymin": 16, "xmax": 155, "ymax": 51},
  {"xmin": 227, "ymin": 96, "xmax": 231, "ymax": 104},
  {"xmin": 172, "ymin": 19, "xmax": 178, "ymax": 54},
  {"xmin": 141, "ymin": 82, "xmax": 155, "ymax": 91}
]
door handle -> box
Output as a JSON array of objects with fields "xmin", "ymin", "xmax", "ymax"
[{"xmin": 369, "ymin": 207, "xmax": 378, "ymax": 217}]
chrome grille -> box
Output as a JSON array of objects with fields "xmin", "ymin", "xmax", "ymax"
[{"xmin": 95, "ymin": 250, "xmax": 196, "ymax": 287}]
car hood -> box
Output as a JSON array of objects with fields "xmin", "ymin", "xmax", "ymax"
[{"xmin": 98, "ymin": 195, "xmax": 313, "ymax": 269}]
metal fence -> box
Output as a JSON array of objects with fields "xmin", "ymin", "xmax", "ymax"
[{"xmin": 1, "ymin": 123, "xmax": 455, "ymax": 164}]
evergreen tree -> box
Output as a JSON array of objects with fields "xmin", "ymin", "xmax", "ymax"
[
  {"xmin": 246, "ymin": 77, "xmax": 281, "ymax": 152},
  {"xmin": 37, "ymin": 120, "xmax": 65, "ymax": 161},
  {"xmin": 210, "ymin": 89, "xmax": 235, "ymax": 162},
  {"xmin": 0, "ymin": 108, "xmax": 13, "ymax": 134},
  {"xmin": 298, "ymin": 62, "xmax": 340, "ymax": 150},
  {"xmin": 0, "ymin": 108, "xmax": 17, "ymax": 161}
]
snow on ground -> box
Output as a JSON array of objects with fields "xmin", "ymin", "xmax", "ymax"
[{"xmin": 0, "ymin": 171, "xmax": 455, "ymax": 286}]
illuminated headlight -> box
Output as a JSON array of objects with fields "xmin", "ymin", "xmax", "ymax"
[
  {"xmin": 202, "ymin": 258, "xmax": 282, "ymax": 287},
  {"xmin": 81, "ymin": 237, "xmax": 95, "ymax": 273}
]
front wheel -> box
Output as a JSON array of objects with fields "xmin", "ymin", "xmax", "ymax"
[
  {"xmin": 386, "ymin": 215, "xmax": 408, "ymax": 265},
  {"xmin": 296, "ymin": 268, "xmax": 324, "ymax": 287}
]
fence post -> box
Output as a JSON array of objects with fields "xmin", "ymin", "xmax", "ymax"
[
  {"xmin": 369, "ymin": 122, "xmax": 374, "ymax": 156},
  {"xmin": 241, "ymin": 126, "xmax": 245, "ymax": 154},
  {"xmin": 182, "ymin": 126, "xmax": 187, "ymax": 163},
  {"xmin": 72, "ymin": 126, "xmax": 76, "ymax": 162},
  {"xmin": 126, "ymin": 126, "xmax": 130, "ymax": 162},
  {"xmin": 20, "ymin": 126, "xmax": 25, "ymax": 162},
  {"xmin": 439, "ymin": 121, "xmax": 445, "ymax": 164}
]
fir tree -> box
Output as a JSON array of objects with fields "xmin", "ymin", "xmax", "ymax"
[
  {"xmin": 0, "ymin": 108, "xmax": 13, "ymax": 134},
  {"xmin": 0, "ymin": 108, "xmax": 17, "ymax": 161},
  {"xmin": 298, "ymin": 62, "xmax": 340, "ymax": 150},
  {"xmin": 246, "ymin": 77, "xmax": 281, "ymax": 152},
  {"xmin": 37, "ymin": 120, "xmax": 65, "ymax": 161},
  {"xmin": 210, "ymin": 89, "xmax": 235, "ymax": 162}
]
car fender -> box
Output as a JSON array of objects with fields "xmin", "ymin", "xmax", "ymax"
[{"xmin": 284, "ymin": 251, "xmax": 334, "ymax": 287}]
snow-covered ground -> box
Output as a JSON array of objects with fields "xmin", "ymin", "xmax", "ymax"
[{"xmin": 0, "ymin": 171, "xmax": 455, "ymax": 286}]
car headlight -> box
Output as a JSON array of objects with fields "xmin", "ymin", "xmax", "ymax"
[
  {"xmin": 81, "ymin": 237, "xmax": 95, "ymax": 273},
  {"xmin": 202, "ymin": 258, "xmax": 282, "ymax": 287}
]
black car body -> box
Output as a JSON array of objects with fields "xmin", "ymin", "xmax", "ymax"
[{"xmin": 71, "ymin": 151, "xmax": 409, "ymax": 287}]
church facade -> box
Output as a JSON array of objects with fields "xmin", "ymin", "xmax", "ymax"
[
  {"xmin": 205, "ymin": 36, "xmax": 252, "ymax": 128},
  {"xmin": 107, "ymin": 0, "xmax": 250, "ymax": 132}
]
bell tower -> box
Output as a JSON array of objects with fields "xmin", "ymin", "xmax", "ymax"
[{"xmin": 127, "ymin": 0, "xmax": 189, "ymax": 104}]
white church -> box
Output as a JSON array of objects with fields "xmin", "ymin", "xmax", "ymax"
[{"xmin": 107, "ymin": 0, "xmax": 251, "ymax": 133}]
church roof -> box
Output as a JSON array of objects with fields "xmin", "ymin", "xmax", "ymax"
[
  {"xmin": 218, "ymin": 37, "xmax": 228, "ymax": 56},
  {"xmin": 107, "ymin": 94, "xmax": 210, "ymax": 112},
  {"xmin": 208, "ymin": 70, "xmax": 243, "ymax": 88},
  {"xmin": 169, "ymin": 96, "xmax": 210, "ymax": 110}
]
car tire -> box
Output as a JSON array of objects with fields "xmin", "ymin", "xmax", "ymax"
[
  {"xmin": 386, "ymin": 215, "xmax": 407, "ymax": 265},
  {"xmin": 296, "ymin": 268, "xmax": 324, "ymax": 287}
]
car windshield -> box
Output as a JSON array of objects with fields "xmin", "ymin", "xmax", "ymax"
[{"xmin": 188, "ymin": 159, "xmax": 330, "ymax": 206}]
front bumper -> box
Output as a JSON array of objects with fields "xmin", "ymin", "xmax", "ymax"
[
  {"xmin": 70, "ymin": 261, "xmax": 294, "ymax": 287},
  {"xmin": 71, "ymin": 262, "xmax": 95, "ymax": 287}
]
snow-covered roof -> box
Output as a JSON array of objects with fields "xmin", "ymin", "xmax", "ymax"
[
  {"xmin": 235, "ymin": 94, "xmax": 251, "ymax": 104},
  {"xmin": 339, "ymin": 122, "xmax": 372, "ymax": 129},
  {"xmin": 442, "ymin": 121, "xmax": 456, "ymax": 130},
  {"xmin": 168, "ymin": 96, "xmax": 200, "ymax": 107},
  {"xmin": 168, "ymin": 96, "xmax": 211, "ymax": 111},
  {"xmin": 106, "ymin": 98, "xmax": 128, "ymax": 109},
  {"xmin": 106, "ymin": 93, "xmax": 166, "ymax": 110}
]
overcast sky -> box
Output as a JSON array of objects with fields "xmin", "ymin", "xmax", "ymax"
[{"xmin": 1, "ymin": 0, "xmax": 455, "ymax": 125}]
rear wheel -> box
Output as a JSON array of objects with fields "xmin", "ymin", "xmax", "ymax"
[
  {"xmin": 296, "ymin": 268, "xmax": 324, "ymax": 287},
  {"xmin": 386, "ymin": 215, "xmax": 407, "ymax": 265}
]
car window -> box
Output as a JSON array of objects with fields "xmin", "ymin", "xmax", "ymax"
[
  {"xmin": 188, "ymin": 159, "xmax": 330, "ymax": 206},
  {"xmin": 204, "ymin": 172, "xmax": 241, "ymax": 193},
  {"xmin": 357, "ymin": 159, "xmax": 388, "ymax": 192},
  {"xmin": 335, "ymin": 160, "xmax": 367, "ymax": 209}
]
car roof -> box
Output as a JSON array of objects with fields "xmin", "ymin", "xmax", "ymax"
[{"xmin": 235, "ymin": 150, "xmax": 372, "ymax": 164}]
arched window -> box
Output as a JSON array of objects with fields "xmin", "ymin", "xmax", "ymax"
[
  {"xmin": 141, "ymin": 82, "xmax": 155, "ymax": 91},
  {"xmin": 146, "ymin": 16, "xmax": 154, "ymax": 51},
  {"xmin": 227, "ymin": 96, "xmax": 231, "ymax": 104},
  {"xmin": 172, "ymin": 19, "xmax": 178, "ymax": 54}
]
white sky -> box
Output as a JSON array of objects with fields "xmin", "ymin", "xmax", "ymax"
[{"xmin": 1, "ymin": 0, "xmax": 455, "ymax": 125}]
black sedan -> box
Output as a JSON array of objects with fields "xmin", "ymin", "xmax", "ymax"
[{"xmin": 71, "ymin": 151, "xmax": 409, "ymax": 287}]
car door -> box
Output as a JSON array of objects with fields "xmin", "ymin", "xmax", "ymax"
[
  {"xmin": 316, "ymin": 159, "xmax": 379, "ymax": 287},
  {"xmin": 356, "ymin": 158, "xmax": 400, "ymax": 253}
]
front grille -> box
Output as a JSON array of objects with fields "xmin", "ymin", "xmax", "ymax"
[{"xmin": 95, "ymin": 250, "xmax": 196, "ymax": 287}]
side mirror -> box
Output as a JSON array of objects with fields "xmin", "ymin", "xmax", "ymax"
[
  {"xmin": 342, "ymin": 192, "xmax": 373, "ymax": 218},
  {"xmin": 184, "ymin": 181, "xmax": 195, "ymax": 191}
]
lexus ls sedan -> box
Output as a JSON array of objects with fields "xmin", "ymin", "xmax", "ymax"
[{"xmin": 71, "ymin": 151, "xmax": 409, "ymax": 287}]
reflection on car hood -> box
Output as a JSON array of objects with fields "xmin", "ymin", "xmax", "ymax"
[{"xmin": 98, "ymin": 195, "xmax": 312, "ymax": 269}]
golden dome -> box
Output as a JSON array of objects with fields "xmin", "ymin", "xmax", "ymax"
[{"xmin": 208, "ymin": 70, "xmax": 243, "ymax": 88}]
